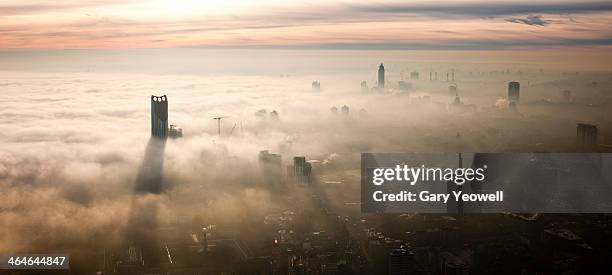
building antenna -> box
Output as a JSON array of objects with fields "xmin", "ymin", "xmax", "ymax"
[{"xmin": 212, "ymin": 116, "xmax": 228, "ymax": 136}]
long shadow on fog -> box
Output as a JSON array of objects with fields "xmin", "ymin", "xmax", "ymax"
[{"xmin": 125, "ymin": 137, "xmax": 167, "ymax": 267}]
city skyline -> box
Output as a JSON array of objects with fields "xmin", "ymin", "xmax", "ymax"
[{"xmin": 2, "ymin": 1, "xmax": 612, "ymax": 273}]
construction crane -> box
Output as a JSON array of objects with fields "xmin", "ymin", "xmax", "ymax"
[
  {"xmin": 229, "ymin": 123, "xmax": 237, "ymax": 136},
  {"xmin": 212, "ymin": 116, "xmax": 228, "ymax": 136}
]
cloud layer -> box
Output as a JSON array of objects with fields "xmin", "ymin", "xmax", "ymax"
[
  {"xmin": 1, "ymin": 50, "xmax": 611, "ymax": 274},
  {"xmin": 0, "ymin": 0, "xmax": 612, "ymax": 49}
]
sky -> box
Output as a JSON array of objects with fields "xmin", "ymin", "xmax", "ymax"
[{"xmin": 1, "ymin": 0, "xmax": 612, "ymax": 49}]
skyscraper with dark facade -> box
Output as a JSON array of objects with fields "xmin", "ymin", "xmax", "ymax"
[
  {"xmin": 508, "ymin": 81, "xmax": 520, "ymax": 102},
  {"xmin": 151, "ymin": 95, "xmax": 168, "ymax": 139},
  {"xmin": 259, "ymin": 150, "xmax": 283, "ymax": 188},
  {"xmin": 293, "ymin": 156, "xmax": 311, "ymax": 185},
  {"xmin": 378, "ymin": 63, "xmax": 385, "ymax": 89}
]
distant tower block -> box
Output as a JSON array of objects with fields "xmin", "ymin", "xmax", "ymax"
[
  {"xmin": 312, "ymin": 81, "xmax": 321, "ymax": 91},
  {"xmin": 361, "ymin": 81, "xmax": 368, "ymax": 92},
  {"xmin": 448, "ymin": 85, "xmax": 458, "ymax": 96},
  {"xmin": 341, "ymin": 105, "xmax": 349, "ymax": 115},
  {"xmin": 508, "ymin": 81, "xmax": 520, "ymax": 102},
  {"xmin": 293, "ymin": 156, "xmax": 311, "ymax": 185},
  {"xmin": 577, "ymin": 123, "xmax": 598, "ymax": 148},
  {"xmin": 151, "ymin": 95, "xmax": 168, "ymax": 139},
  {"xmin": 259, "ymin": 150, "xmax": 282, "ymax": 187},
  {"xmin": 378, "ymin": 63, "xmax": 385, "ymax": 89},
  {"xmin": 270, "ymin": 110, "xmax": 279, "ymax": 120}
]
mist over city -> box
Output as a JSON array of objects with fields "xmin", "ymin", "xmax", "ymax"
[
  {"xmin": 2, "ymin": 0, "xmax": 612, "ymax": 274},
  {"xmin": 1, "ymin": 48, "xmax": 611, "ymax": 274}
]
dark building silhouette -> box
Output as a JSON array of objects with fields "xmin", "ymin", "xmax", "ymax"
[
  {"xmin": 388, "ymin": 248, "xmax": 413, "ymax": 275},
  {"xmin": 312, "ymin": 81, "xmax": 321, "ymax": 91},
  {"xmin": 448, "ymin": 85, "xmax": 458, "ymax": 96},
  {"xmin": 293, "ymin": 156, "xmax": 311, "ymax": 185},
  {"xmin": 451, "ymin": 92, "xmax": 462, "ymax": 106},
  {"xmin": 168, "ymin": 124, "xmax": 183, "ymax": 138},
  {"xmin": 151, "ymin": 95, "xmax": 168, "ymax": 139},
  {"xmin": 508, "ymin": 81, "xmax": 520, "ymax": 102},
  {"xmin": 341, "ymin": 105, "xmax": 349, "ymax": 115},
  {"xmin": 378, "ymin": 63, "xmax": 385, "ymax": 89},
  {"xmin": 270, "ymin": 110, "xmax": 279, "ymax": 120},
  {"xmin": 259, "ymin": 150, "xmax": 283, "ymax": 188},
  {"xmin": 410, "ymin": 71, "xmax": 419, "ymax": 80},
  {"xmin": 577, "ymin": 123, "xmax": 598, "ymax": 148},
  {"xmin": 361, "ymin": 81, "xmax": 368, "ymax": 92}
]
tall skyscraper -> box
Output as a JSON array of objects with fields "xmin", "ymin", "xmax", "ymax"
[
  {"xmin": 293, "ymin": 156, "xmax": 312, "ymax": 185},
  {"xmin": 151, "ymin": 95, "xmax": 168, "ymax": 139},
  {"xmin": 378, "ymin": 63, "xmax": 385, "ymax": 89},
  {"xmin": 259, "ymin": 150, "xmax": 283, "ymax": 188},
  {"xmin": 448, "ymin": 85, "xmax": 458, "ymax": 96},
  {"xmin": 508, "ymin": 81, "xmax": 520, "ymax": 102}
]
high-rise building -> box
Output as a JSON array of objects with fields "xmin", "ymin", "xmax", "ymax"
[
  {"xmin": 341, "ymin": 105, "xmax": 349, "ymax": 115},
  {"xmin": 577, "ymin": 123, "xmax": 598, "ymax": 148},
  {"xmin": 168, "ymin": 124, "xmax": 183, "ymax": 138},
  {"xmin": 151, "ymin": 95, "xmax": 168, "ymax": 139},
  {"xmin": 448, "ymin": 85, "xmax": 458, "ymax": 96},
  {"xmin": 293, "ymin": 156, "xmax": 311, "ymax": 185},
  {"xmin": 286, "ymin": 165, "xmax": 294, "ymax": 183},
  {"xmin": 388, "ymin": 249, "xmax": 413, "ymax": 275},
  {"xmin": 259, "ymin": 150, "xmax": 283, "ymax": 187},
  {"xmin": 378, "ymin": 63, "xmax": 385, "ymax": 89},
  {"xmin": 270, "ymin": 110, "xmax": 279, "ymax": 120},
  {"xmin": 508, "ymin": 81, "xmax": 520, "ymax": 102},
  {"xmin": 312, "ymin": 81, "xmax": 321, "ymax": 91},
  {"xmin": 361, "ymin": 81, "xmax": 368, "ymax": 92}
]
